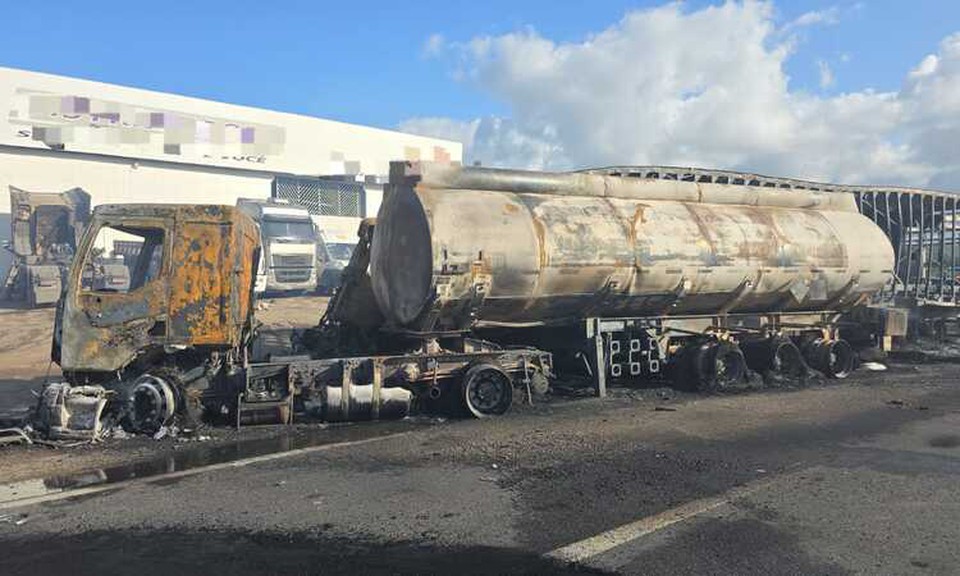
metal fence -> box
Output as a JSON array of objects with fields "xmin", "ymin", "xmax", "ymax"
[
  {"xmin": 854, "ymin": 190, "xmax": 960, "ymax": 305},
  {"xmin": 272, "ymin": 176, "xmax": 365, "ymax": 218}
]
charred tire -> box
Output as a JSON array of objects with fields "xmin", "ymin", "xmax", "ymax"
[
  {"xmin": 676, "ymin": 340, "xmax": 746, "ymax": 392},
  {"xmin": 460, "ymin": 363, "xmax": 513, "ymax": 418},
  {"xmin": 742, "ymin": 337, "xmax": 805, "ymax": 378},
  {"xmin": 803, "ymin": 338, "xmax": 855, "ymax": 379},
  {"xmin": 771, "ymin": 339, "xmax": 805, "ymax": 378},
  {"xmin": 123, "ymin": 373, "xmax": 177, "ymax": 434}
]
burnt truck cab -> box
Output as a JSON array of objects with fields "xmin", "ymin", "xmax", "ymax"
[
  {"xmin": 53, "ymin": 204, "xmax": 261, "ymax": 429},
  {"xmin": 55, "ymin": 204, "xmax": 260, "ymax": 374}
]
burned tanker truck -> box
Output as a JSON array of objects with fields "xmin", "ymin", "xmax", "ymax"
[
  {"xmin": 45, "ymin": 161, "xmax": 893, "ymax": 436},
  {"xmin": 48, "ymin": 201, "xmax": 552, "ymax": 436},
  {"xmin": 358, "ymin": 162, "xmax": 894, "ymax": 393}
]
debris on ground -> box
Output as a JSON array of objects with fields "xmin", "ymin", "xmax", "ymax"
[
  {"xmin": 861, "ymin": 362, "xmax": 888, "ymax": 371},
  {"xmin": 0, "ymin": 513, "xmax": 29, "ymax": 526},
  {"xmin": 886, "ymin": 398, "xmax": 930, "ymax": 411},
  {"xmin": 34, "ymin": 383, "xmax": 110, "ymax": 441},
  {"xmin": 153, "ymin": 425, "xmax": 180, "ymax": 441},
  {"xmin": 0, "ymin": 428, "xmax": 32, "ymax": 446},
  {"xmin": 106, "ymin": 427, "xmax": 131, "ymax": 440}
]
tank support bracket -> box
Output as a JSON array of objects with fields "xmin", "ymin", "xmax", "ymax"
[{"xmin": 586, "ymin": 317, "xmax": 608, "ymax": 398}]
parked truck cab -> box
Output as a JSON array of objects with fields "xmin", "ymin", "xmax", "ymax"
[
  {"xmin": 315, "ymin": 216, "xmax": 358, "ymax": 294},
  {"xmin": 237, "ymin": 199, "xmax": 317, "ymax": 295}
]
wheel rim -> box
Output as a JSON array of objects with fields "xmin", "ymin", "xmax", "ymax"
[
  {"xmin": 127, "ymin": 374, "xmax": 177, "ymax": 433},
  {"xmin": 827, "ymin": 340, "xmax": 854, "ymax": 378},
  {"xmin": 463, "ymin": 367, "xmax": 513, "ymax": 417},
  {"xmin": 715, "ymin": 349, "xmax": 745, "ymax": 387},
  {"xmin": 692, "ymin": 342, "xmax": 744, "ymax": 391},
  {"xmin": 773, "ymin": 340, "xmax": 805, "ymax": 377}
]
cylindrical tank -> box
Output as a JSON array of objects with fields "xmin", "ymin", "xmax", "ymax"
[
  {"xmin": 320, "ymin": 384, "xmax": 412, "ymax": 422},
  {"xmin": 370, "ymin": 162, "xmax": 895, "ymax": 331}
]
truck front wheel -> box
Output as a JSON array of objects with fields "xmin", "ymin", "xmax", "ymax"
[{"xmin": 460, "ymin": 363, "xmax": 513, "ymax": 418}]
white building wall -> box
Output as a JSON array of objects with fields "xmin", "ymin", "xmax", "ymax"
[
  {"xmin": 0, "ymin": 66, "xmax": 461, "ymax": 280},
  {"xmin": 0, "ymin": 66, "xmax": 462, "ymax": 177},
  {"xmin": 0, "ymin": 149, "xmax": 273, "ymax": 277}
]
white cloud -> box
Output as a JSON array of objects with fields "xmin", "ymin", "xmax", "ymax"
[
  {"xmin": 783, "ymin": 6, "xmax": 840, "ymax": 31},
  {"xmin": 818, "ymin": 59, "xmax": 835, "ymax": 89},
  {"xmin": 401, "ymin": 116, "xmax": 563, "ymax": 169},
  {"xmin": 403, "ymin": 1, "xmax": 960, "ymax": 189},
  {"xmin": 423, "ymin": 33, "xmax": 446, "ymax": 57}
]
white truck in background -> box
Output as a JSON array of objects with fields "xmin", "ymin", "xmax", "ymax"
[
  {"xmin": 313, "ymin": 216, "xmax": 359, "ymax": 295},
  {"xmin": 237, "ymin": 198, "xmax": 318, "ymax": 295}
]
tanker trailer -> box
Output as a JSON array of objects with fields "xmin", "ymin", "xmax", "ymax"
[{"xmin": 367, "ymin": 161, "xmax": 895, "ymax": 393}]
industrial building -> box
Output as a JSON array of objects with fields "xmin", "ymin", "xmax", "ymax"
[{"xmin": 0, "ymin": 66, "xmax": 462, "ymax": 279}]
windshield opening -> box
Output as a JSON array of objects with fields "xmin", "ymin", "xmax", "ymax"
[
  {"xmin": 262, "ymin": 219, "xmax": 316, "ymax": 241},
  {"xmin": 326, "ymin": 243, "xmax": 355, "ymax": 261}
]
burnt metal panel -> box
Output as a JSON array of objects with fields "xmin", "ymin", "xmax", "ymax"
[
  {"xmin": 853, "ymin": 186, "xmax": 960, "ymax": 306},
  {"xmin": 372, "ymin": 162, "xmax": 895, "ymax": 332},
  {"xmin": 8, "ymin": 186, "xmax": 90, "ymax": 261},
  {"xmin": 168, "ymin": 220, "xmax": 230, "ymax": 344}
]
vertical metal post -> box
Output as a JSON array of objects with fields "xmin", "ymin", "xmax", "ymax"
[
  {"xmin": 952, "ymin": 197, "xmax": 958, "ymax": 302},
  {"xmin": 359, "ymin": 184, "xmax": 368, "ymax": 218},
  {"xmin": 894, "ymin": 192, "xmax": 904, "ymax": 298},
  {"xmin": 924, "ymin": 196, "xmax": 934, "ymax": 299},
  {"xmin": 906, "ymin": 195, "xmax": 915, "ymax": 297},
  {"xmin": 590, "ymin": 317, "xmax": 608, "ymax": 398},
  {"xmin": 921, "ymin": 195, "xmax": 930, "ymax": 299},
  {"xmin": 938, "ymin": 197, "xmax": 947, "ymax": 300},
  {"xmin": 881, "ymin": 192, "xmax": 890, "ymax": 234},
  {"xmin": 880, "ymin": 192, "xmax": 890, "ymax": 300},
  {"xmin": 371, "ymin": 359, "xmax": 382, "ymax": 420}
]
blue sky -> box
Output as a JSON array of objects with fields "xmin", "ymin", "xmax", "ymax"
[
  {"xmin": 4, "ymin": 1, "xmax": 960, "ymax": 187},
  {"xmin": 2, "ymin": 1, "xmax": 957, "ymax": 129}
]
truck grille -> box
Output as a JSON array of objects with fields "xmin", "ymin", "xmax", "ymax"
[
  {"xmin": 274, "ymin": 269, "xmax": 312, "ymax": 283},
  {"xmin": 272, "ymin": 254, "xmax": 313, "ymax": 268}
]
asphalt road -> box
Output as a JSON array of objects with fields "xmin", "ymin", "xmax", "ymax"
[{"xmin": 1, "ymin": 363, "xmax": 958, "ymax": 575}]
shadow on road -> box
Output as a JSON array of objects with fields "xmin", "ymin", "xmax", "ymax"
[
  {"xmin": 0, "ymin": 377, "xmax": 44, "ymax": 426},
  {"xmin": 0, "ymin": 527, "xmax": 609, "ymax": 576}
]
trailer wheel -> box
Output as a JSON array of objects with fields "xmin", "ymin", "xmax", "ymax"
[
  {"xmin": 803, "ymin": 338, "xmax": 855, "ymax": 379},
  {"xmin": 743, "ymin": 337, "xmax": 805, "ymax": 378},
  {"xmin": 679, "ymin": 340, "xmax": 746, "ymax": 392},
  {"xmin": 771, "ymin": 338, "xmax": 806, "ymax": 378},
  {"xmin": 460, "ymin": 363, "xmax": 513, "ymax": 418}
]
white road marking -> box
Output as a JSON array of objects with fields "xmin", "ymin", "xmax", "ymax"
[
  {"xmin": 0, "ymin": 431, "xmax": 413, "ymax": 511},
  {"xmin": 544, "ymin": 474, "xmax": 785, "ymax": 564}
]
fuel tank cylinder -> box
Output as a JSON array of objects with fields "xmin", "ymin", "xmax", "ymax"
[{"xmin": 370, "ymin": 162, "xmax": 894, "ymax": 331}]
